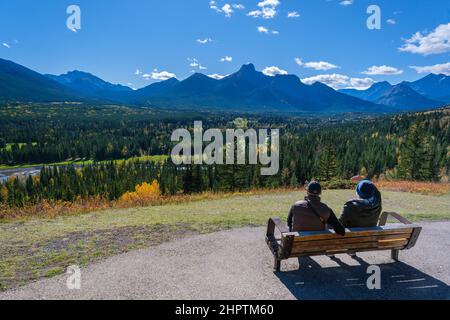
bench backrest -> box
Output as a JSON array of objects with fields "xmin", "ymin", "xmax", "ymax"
[{"xmin": 279, "ymin": 224, "xmax": 422, "ymax": 258}]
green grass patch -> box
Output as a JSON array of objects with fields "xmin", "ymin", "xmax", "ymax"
[{"xmin": 0, "ymin": 189, "xmax": 448, "ymax": 291}]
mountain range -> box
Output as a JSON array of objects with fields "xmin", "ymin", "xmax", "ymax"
[
  {"xmin": 46, "ymin": 70, "xmax": 133, "ymax": 103},
  {"xmin": 340, "ymin": 74, "xmax": 450, "ymax": 110},
  {"xmin": 0, "ymin": 58, "xmax": 448, "ymax": 114}
]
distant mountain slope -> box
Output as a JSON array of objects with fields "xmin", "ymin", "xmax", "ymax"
[
  {"xmin": 375, "ymin": 83, "xmax": 441, "ymax": 111},
  {"xmin": 340, "ymin": 81, "xmax": 392, "ymax": 102},
  {"xmin": 403, "ymin": 73, "xmax": 450, "ymax": 102},
  {"xmin": 133, "ymin": 77, "xmax": 179, "ymax": 101},
  {"xmin": 0, "ymin": 58, "xmax": 83, "ymax": 102},
  {"xmin": 46, "ymin": 70, "xmax": 133, "ymax": 102},
  {"xmin": 136, "ymin": 63, "xmax": 386, "ymax": 113},
  {"xmin": 340, "ymin": 79, "xmax": 444, "ymax": 110}
]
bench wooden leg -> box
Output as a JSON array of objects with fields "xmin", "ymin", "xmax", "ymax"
[
  {"xmin": 274, "ymin": 258, "xmax": 281, "ymax": 272},
  {"xmin": 391, "ymin": 249, "xmax": 399, "ymax": 261}
]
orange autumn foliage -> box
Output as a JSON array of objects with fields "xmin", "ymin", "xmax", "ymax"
[
  {"xmin": 119, "ymin": 180, "xmax": 161, "ymax": 206},
  {"xmin": 375, "ymin": 180, "xmax": 450, "ymax": 195}
]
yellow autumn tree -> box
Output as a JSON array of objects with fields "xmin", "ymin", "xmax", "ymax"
[
  {"xmin": 0, "ymin": 185, "xmax": 8, "ymax": 203},
  {"xmin": 119, "ymin": 180, "xmax": 161, "ymax": 206}
]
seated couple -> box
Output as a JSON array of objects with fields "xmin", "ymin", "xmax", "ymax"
[{"xmin": 287, "ymin": 180, "xmax": 382, "ymax": 235}]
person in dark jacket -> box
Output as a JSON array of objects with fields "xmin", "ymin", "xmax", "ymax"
[
  {"xmin": 287, "ymin": 181, "xmax": 345, "ymax": 236},
  {"xmin": 339, "ymin": 179, "xmax": 382, "ymax": 228}
]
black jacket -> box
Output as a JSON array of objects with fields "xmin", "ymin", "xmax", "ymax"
[{"xmin": 339, "ymin": 188, "xmax": 382, "ymax": 228}]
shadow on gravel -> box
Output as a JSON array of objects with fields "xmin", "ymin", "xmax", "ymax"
[{"xmin": 276, "ymin": 256, "xmax": 449, "ymax": 300}]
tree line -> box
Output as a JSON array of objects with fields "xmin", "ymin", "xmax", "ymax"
[{"xmin": 0, "ymin": 105, "xmax": 448, "ymax": 207}]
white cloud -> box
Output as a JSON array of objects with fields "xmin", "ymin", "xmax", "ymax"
[
  {"xmin": 301, "ymin": 73, "xmax": 375, "ymax": 90},
  {"xmin": 340, "ymin": 0, "xmax": 353, "ymax": 6},
  {"xmin": 257, "ymin": 26, "xmax": 279, "ymax": 34},
  {"xmin": 399, "ymin": 23, "xmax": 450, "ymax": 56},
  {"xmin": 188, "ymin": 58, "xmax": 207, "ymax": 70},
  {"xmin": 209, "ymin": 1, "xmax": 222, "ymax": 12},
  {"xmin": 295, "ymin": 57, "xmax": 339, "ymax": 70},
  {"xmin": 208, "ymin": 74, "xmax": 229, "ymax": 80},
  {"xmin": 197, "ymin": 38, "xmax": 213, "ymax": 44},
  {"xmin": 220, "ymin": 56, "xmax": 233, "ymax": 62},
  {"xmin": 232, "ymin": 4, "xmax": 245, "ymax": 10},
  {"xmin": 257, "ymin": 26, "xmax": 269, "ymax": 33},
  {"xmin": 349, "ymin": 77, "xmax": 375, "ymax": 90},
  {"xmin": 410, "ymin": 62, "xmax": 450, "ymax": 76},
  {"xmin": 2, "ymin": 43, "xmax": 11, "ymax": 49},
  {"xmin": 135, "ymin": 69, "xmax": 142, "ymax": 75},
  {"xmin": 146, "ymin": 70, "xmax": 177, "ymax": 81},
  {"xmin": 247, "ymin": 0, "xmax": 280, "ymax": 19},
  {"xmin": 301, "ymin": 74, "xmax": 349, "ymax": 89},
  {"xmin": 287, "ymin": 11, "xmax": 300, "ymax": 18},
  {"xmin": 304, "ymin": 61, "xmax": 339, "ymax": 71},
  {"xmin": 247, "ymin": 7, "xmax": 276, "ymax": 19},
  {"xmin": 222, "ymin": 4, "xmax": 234, "ymax": 17},
  {"xmin": 258, "ymin": 0, "xmax": 280, "ymax": 7},
  {"xmin": 262, "ymin": 66, "xmax": 288, "ymax": 76},
  {"xmin": 362, "ymin": 65, "xmax": 403, "ymax": 75},
  {"xmin": 209, "ymin": 2, "xmax": 244, "ymax": 17},
  {"xmin": 386, "ymin": 19, "xmax": 396, "ymax": 25}
]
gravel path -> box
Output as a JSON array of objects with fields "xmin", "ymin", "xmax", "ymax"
[{"xmin": 1, "ymin": 221, "xmax": 449, "ymax": 300}]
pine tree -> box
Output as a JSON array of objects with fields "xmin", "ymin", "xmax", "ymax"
[
  {"xmin": 318, "ymin": 144, "xmax": 337, "ymax": 181},
  {"xmin": 397, "ymin": 122, "xmax": 437, "ymax": 181},
  {"xmin": 289, "ymin": 172, "xmax": 299, "ymax": 187}
]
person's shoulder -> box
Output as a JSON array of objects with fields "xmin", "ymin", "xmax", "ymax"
[
  {"xmin": 320, "ymin": 202, "xmax": 333, "ymax": 211},
  {"xmin": 344, "ymin": 198, "xmax": 360, "ymax": 208},
  {"xmin": 293, "ymin": 200, "xmax": 307, "ymax": 207}
]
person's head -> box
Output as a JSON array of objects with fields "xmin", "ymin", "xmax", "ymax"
[
  {"xmin": 356, "ymin": 179, "xmax": 375, "ymax": 199},
  {"xmin": 306, "ymin": 181, "xmax": 322, "ymax": 196}
]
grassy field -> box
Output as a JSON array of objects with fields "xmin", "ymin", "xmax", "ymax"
[{"xmin": 0, "ymin": 189, "xmax": 449, "ymax": 291}]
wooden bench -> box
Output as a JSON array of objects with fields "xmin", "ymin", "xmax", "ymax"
[{"xmin": 266, "ymin": 212, "xmax": 422, "ymax": 272}]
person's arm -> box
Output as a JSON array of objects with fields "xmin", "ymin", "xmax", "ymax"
[
  {"xmin": 327, "ymin": 209, "xmax": 346, "ymax": 236},
  {"xmin": 375, "ymin": 187, "xmax": 382, "ymax": 207},
  {"xmin": 339, "ymin": 202, "xmax": 351, "ymax": 228},
  {"xmin": 287, "ymin": 206, "xmax": 294, "ymax": 232}
]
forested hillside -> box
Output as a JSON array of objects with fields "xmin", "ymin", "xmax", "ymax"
[{"xmin": 0, "ymin": 103, "xmax": 448, "ymax": 207}]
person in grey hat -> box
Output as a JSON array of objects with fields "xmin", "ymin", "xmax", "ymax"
[{"xmin": 287, "ymin": 181, "xmax": 345, "ymax": 235}]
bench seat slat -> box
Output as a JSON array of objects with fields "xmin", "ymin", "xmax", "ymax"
[
  {"xmin": 293, "ymin": 233, "xmax": 412, "ymax": 249},
  {"xmin": 291, "ymin": 238, "xmax": 409, "ymax": 255},
  {"xmin": 291, "ymin": 225, "xmax": 416, "ymax": 242},
  {"xmin": 292, "ymin": 243, "xmax": 411, "ymax": 257}
]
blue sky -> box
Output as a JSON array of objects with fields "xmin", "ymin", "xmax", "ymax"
[{"xmin": 0, "ymin": 0, "xmax": 449, "ymax": 90}]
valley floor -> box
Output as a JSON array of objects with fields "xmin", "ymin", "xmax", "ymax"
[{"xmin": 0, "ymin": 190, "xmax": 449, "ymax": 293}]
